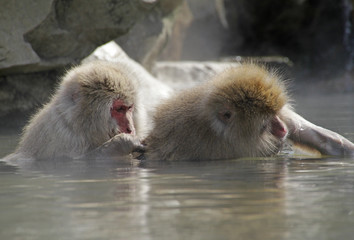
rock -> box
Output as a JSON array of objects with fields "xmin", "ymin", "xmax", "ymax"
[
  {"xmin": 222, "ymin": 0, "xmax": 351, "ymax": 78},
  {"xmin": 0, "ymin": 0, "xmax": 159, "ymax": 75},
  {"xmin": 0, "ymin": 1, "xmax": 53, "ymax": 75},
  {"xmin": 180, "ymin": 0, "xmax": 229, "ymax": 61},
  {"xmin": 158, "ymin": 1, "xmax": 193, "ymax": 62},
  {"xmin": 0, "ymin": 68, "xmax": 64, "ymax": 127},
  {"xmin": 115, "ymin": 6, "xmax": 164, "ymax": 71},
  {"xmin": 152, "ymin": 61, "xmax": 239, "ymax": 90},
  {"xmin": 0, "ymin": 0, "xmax": 184, "ymax": 126},
  {"xmin": 116, "ymin": 0, "xmax": 190, "ymax": 71},
  {"xmin": 179, "ymin": 0, "xmax": 353, "ymax": 79}
]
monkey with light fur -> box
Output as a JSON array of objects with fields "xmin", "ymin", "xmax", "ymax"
[
  {"xmin": 144, "ymin": 64, "xmax": 354, "ymax": 161},
  {"xmin": 5, "ymin": 61, "xmax": 144, "ymax": 161}
]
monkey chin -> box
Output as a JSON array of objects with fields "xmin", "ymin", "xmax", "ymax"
[
  {"xmin": 257, "ymin": 129, "xmax": 289, "ymax": 157},
  {"xmin": 259, "ymin": 115, "xmax": 289, "ymax": 157},
  {"xmin": 256, "ymin": 139, "xmax": 285, "ymax": 158}
]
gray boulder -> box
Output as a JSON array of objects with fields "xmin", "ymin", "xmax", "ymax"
[
  {"xmin": 0, "ymin": 0, "xmax": 159, "ymax": 75},
  {"xmin": 0, "ymin": 0, "xmax": 183, "ymax": 126}
]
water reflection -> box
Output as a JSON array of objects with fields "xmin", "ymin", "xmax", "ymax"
[
  {"xmin": 0, "ymin": 159, "xmax": 291, "ymax": 240},
  {"xmin": 284, "ymin": 158, "xmax": 354, "ymax": 240}
]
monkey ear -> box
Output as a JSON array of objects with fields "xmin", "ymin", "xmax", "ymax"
[
  {"xmin": 210, "ymin": 108, "xmax": 234, "ymax": 136},
  {"xmin": 71, "ymin": 91, "xmax": 80, "ymax": 103},
  {"xmin": 61, "ymin": 79, "xmax": 82, "ymax": 104}
]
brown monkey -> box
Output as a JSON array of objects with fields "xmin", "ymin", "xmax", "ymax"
[
  {"xmin": 144, "ymin": 64, "xmax": 290, "ymax": 161},
  {"xmin": 4, "ymin": 61, "xmax": 144, "ymax": 161},
  {"xmin": 148, "ymin": 59, "xmax": 354, "ymax": 158}
]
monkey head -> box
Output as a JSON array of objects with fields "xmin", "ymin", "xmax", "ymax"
[
  {"xmin": 205, "ymin": 64, "xmax": 289, "ymax": 157},
  {"xmin": 57, "ymin": 61, "xmax": 137, "ymax": 148}
]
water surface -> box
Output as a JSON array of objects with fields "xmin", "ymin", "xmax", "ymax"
[{"xmin": 0, "ymin": 93, "xmax": 353, "ymax": 240}]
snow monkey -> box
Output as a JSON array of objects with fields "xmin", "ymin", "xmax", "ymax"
[
  {"xmin": 4, "ymin": 61, "xmax": 144, "ymax": 161},
  {"xmin": 144, "ymin": 64, "xmax": 290, "ymax": 161},
  {"xmin": 143, "ymin": 63, "xmax": 354, "ymax": 161}
]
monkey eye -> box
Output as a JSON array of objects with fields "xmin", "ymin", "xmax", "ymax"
[
  {"xmin": 115, "ymin": 106, "xmax": 126, "ymax": 113},
  {"xmin": 223, "ymin": 111, "xmax": 232, "ymax": 119},
  {"xmin": 218, "ymin": 110, "xmax": 233, "ymax": 123},
  {"xmin": 260, "ymin": 120, "xmax": 268, "ymax": 134},
  {"xmin": 260, "ymin": 124, "xmax": 267, "ymax": 134},
  {"xmin": 113, "ymin": 104, "xmax": 133, "ymax": 113}
]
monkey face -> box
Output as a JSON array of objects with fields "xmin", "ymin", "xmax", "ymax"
[
  {"xmin": 256, "ymin": 115, "xmax": 288, "ymax": 156},
  {"xmin": 64, "ymin": 61, "xmax": 138, "ymax": 147},
  {"xmin": 110, "ymin": 99, "xmax": 136, "ymax": 136},
  {"xmin": 208, "ymin": 64, "xmax": 289, "ymax": 158},
  {"xmin": 210, "ymin": 101, "xmax": 288, "ymax": 158}
]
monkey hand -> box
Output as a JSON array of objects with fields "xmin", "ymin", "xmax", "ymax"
[
  {"xmin": 81, "ymin": 134, "xmax": 145, "ymax": 159},
  {"xmin": 102, "ymin": 133, "xmax": 145, "ymax": 156}
]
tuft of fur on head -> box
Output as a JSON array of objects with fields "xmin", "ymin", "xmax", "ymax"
[
  {"xmin": 62, "ymin": 61, "xmax": 136, "ymax": 106},
  {"xmin": 204, "ymin": 64, "xmax": 288, "ymax": 138},
  {"xmin": 210, "ymin": 63, "xmax": 287, "ymax": 116},
  {"xmin": 206, "ymin": 63, "xmax": 289, "ymax": 157}
]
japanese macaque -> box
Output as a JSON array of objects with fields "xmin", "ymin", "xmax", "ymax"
[
  {"xmin": 4, "ymin": 61, "xmax": 144, "ymax": 161},
  {"xmin": 144, "ymin": 64, "xmax": 289, "ymax": 161},
  {"xmin": 143, "ymin": 63, "xmax": 354, "ymax": 161}
]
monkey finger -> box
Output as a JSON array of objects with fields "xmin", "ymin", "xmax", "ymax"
[
  {"xmin": 133, "ymin": 145, "xmax": 146, "ymax": 153},
  {"xmin": 132, "ymin": 150, "xmax": 145, "ymax": 159},
  {"xmin": 140, "ymin": 139, "xmax": 147, "ymax": 146},
  {"xmin": 131, "ymin": 143, "xmax": 146, "ymax": 158}
]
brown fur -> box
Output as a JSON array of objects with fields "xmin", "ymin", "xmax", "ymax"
[
  {"xmin": 144, "ymin": 63, "xmax": 288, "ymax": 161},
  {"xmin": 210, "ymin": 64, "xmax": 287, "ymax": 116}
]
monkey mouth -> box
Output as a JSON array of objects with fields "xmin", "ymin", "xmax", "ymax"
[
  {"xmin": 272, "ymin": 137, "xmax": 287, "ymax": 155},
  {"xmin": 258, "ymin": 135, "xmax": 286, "ymax": 157}
]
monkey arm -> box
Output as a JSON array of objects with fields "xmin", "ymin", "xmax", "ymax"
[
  {"xmin": 76, "ymin": 133, "xmax": 145, "ymax": 159},
  {"xmin": 280, "ymin": 106, "xmax": 354, "ymax": 156}
]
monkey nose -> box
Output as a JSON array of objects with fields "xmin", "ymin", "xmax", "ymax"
[
  {"xmin": 124, "ymin": 127, "xmax": 136, "ymax": 135},
  {"xmin": 271, "ymin": 116, "xmax": 288, "ymax": 139},
  {"xmin": 126, "ymin": 128, "xmax": 132, "ymax": 134}
]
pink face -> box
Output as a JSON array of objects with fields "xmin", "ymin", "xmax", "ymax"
[
  {"xmin": 270, "ymin": 116, "xmax": 288, "ymax": 139},
  {"xmin": 110, "ymin": 99, "xmax": 136, "ymax": 135}
]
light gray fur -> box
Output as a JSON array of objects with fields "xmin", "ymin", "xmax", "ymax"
[{"xmin": 4, "ymin": 61, "xmax": 144, "ymax": 162}]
